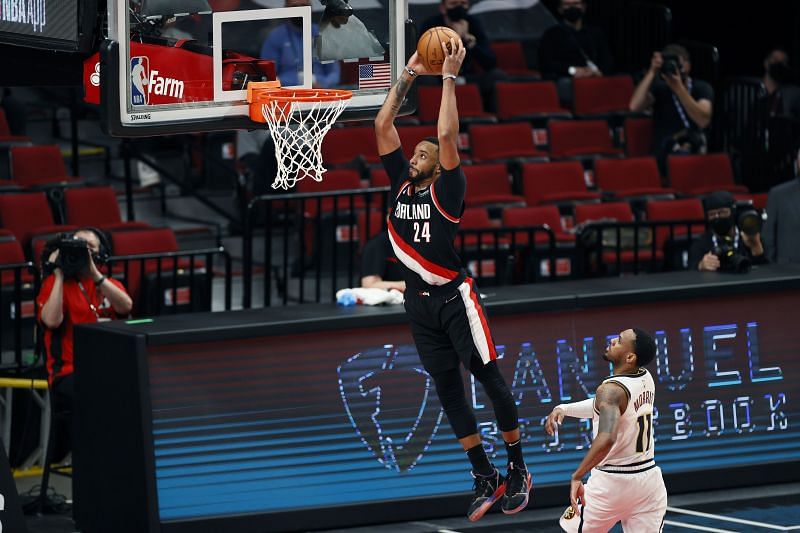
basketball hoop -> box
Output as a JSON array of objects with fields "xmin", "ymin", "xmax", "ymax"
[{"xmin": 247, "ymin": 82, "xmax": 352, "ymax": 190}]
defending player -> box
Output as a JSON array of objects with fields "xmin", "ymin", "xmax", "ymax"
[
  {"xmin": 545, "ymin": 328, "xmax": 667, "ymax": 532},
  {"xmin": 374, "ymin": 39, "xmax": 532, "ymax": 521}
]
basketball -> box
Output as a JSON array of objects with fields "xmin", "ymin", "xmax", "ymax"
[{"xmin": 416, "ymin": 26, "xmax": 462, "ymax": 73}]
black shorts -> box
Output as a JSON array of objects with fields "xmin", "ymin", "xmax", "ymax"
[{"xmin": 404, "ymin": 277, "xmax": 497, "ymax": 374}]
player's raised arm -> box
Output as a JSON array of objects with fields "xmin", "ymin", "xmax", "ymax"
[
  {"xmin": 375, "ymin": 53, "xmax": 427, "ymax": 156},
  {"xmin": 437, "ymin": 38, "xmax": 466, "ymax": 170}
]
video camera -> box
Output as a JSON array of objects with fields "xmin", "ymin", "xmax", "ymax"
[
  {"xmin": 56, "ymin": 237, "xmax": 91, "ymax": 278},
  {"xmin": 711, "ymin": 203, "xmax": 763, "ymax": 274}
]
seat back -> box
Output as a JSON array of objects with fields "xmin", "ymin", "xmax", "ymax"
[
  {"xmin": 64, "ymin": 187, "xmax": 123, "ymax": 227},
  {"xmin": 573, "ymin": 76, "xmax": 634, "ymax": 115},
  {"xmin": 574, "ymin": 202, "xmax": 634, "ymax": 224},
  {"xmin": 469, "ymin": 122, "xmax": 538, "ymax": 161},
  {"xmin": 397, "ymin": 125, "xmax": 438, "ymax": 159},
  {"xmin": 321, "ymin": 126, "xmax": 378, "ymax": 166},
  {"xmin": 522, "ymin": 161, "xmax": 586, "ymax": 205},
  {"xmin": 463, "ymin": 163, "xmax": 512, "ymax": 200},
  {"xmin": 459, "ymin": 207, "xmax": 493, "ymax": 229},
  {"xmin": 0, "ymin": 192, "xmax": 56, "ymax": 242},
  {"xmin": 418, "ymin": 84, "xmax": 487, "ymax": 122},
  {"xmin": 668, "ymin": 153, "xmax": 734, "ymax": 193},
  {"xmin": 594, "ymin": 157, "xmax": 661, "ymax": 191},
  {"xmin": 646, "ymin": 198, "xmax": 706, "ymax": 248},
  {"xmin": 495, "ymin": 81, "xmax": 565, "ymax": 119},
  {"xmin": 625, "ymin": 117, "xmax": 653, "ymax": 157},
  {"xmin": 502, "ymin": 205, "xmax": 567, "ymax": 244},
  {"xmin": 10, "ymin": 145, "xmax": 68, "ymax": 185},
  {"xmin": 548, "ymin": 120, "xmax": 615, "ymax": 158},
  {"xmin": 490, "ymin": 41, "xmax": 528, "ymax": 71}
]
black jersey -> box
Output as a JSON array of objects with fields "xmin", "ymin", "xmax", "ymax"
[{"xmin": 381, "ymin": 148, "xmax": 466, "ymax": 292}]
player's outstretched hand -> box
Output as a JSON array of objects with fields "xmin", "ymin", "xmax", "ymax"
[
  {"xmin": 544, "ymin": 406, "xmax": 565, "ymax": 436},
  {"xmin": 441, "ymin": 37, "xmax": 466, "ymax": 78}
]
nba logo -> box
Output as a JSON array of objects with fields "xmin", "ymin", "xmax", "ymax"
[{"xmin": 130, "ymin": 56, "xmax": 150, "ymax": 106}]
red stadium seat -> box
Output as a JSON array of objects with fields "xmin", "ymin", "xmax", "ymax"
[
  {"xmin": 495, "ymin": 81, "xmax": 571, "ymax": 121},
  {"xmin": 646, "ymin": 198, "xmax": 706, "ymax": 252},
  {"xmin": 463, "ymin": 164, "xmax": 525, "ymax": 207},
  {"xmin": 10, "ymin": 145, "xmax": 81, "ymax": 187},
  {"xmin": 735, "ymin": 193, "xmax": 768, "ymax": 210},
  {"xmin": 667, "ymin": 153, "xmax": 748, "ymax": 195},
  {"xmin": 593, "ymin": 157, "xmax": 674, "ymax": 198},
  {"xmin": 573, "ymin": 76, "xmax": 635, "ymax": 116},
  {"xmin": 358, "ymin": 209, "xmax": 387, "ymax": 247},
  {"xmin": 0, "ymin": 191, "xmax": 75, "ymax": 246},
  {"xmin": 64, "ymin": 187, "xmax": 152, "ymax": 231},
  {"xmin": 458, "ymin": 206, "xmax": 502, "ymax": 247},
  {"xmin": 624, "ymin": 117, "xmax": 653, "ymax": 158},
  {"xmin": 489, "ymin": 41, "xmax": 540, "ymax": 78},
  {"xmin": 575, "ymin": 202, "xmax": 659, "ymax": 264},
  {"xmin": 369, "ymin": 167, "xmax": 390, "ymax": 188},
  {"xmin": 417, "ymin": 84, "xmax": 496, "ymax": 124},
  {"xmin": 502, "ymin": 205, "xmax": 573, "ymax": 245},
  {"xmin": 548, "ymin": 120, "xmax": 623, "ymax": 159},
  {"xmin": 397, "ymin": 125, "xmax": 438, "ymax": 160},
  {"xmin": 297, "ymin": 168, "xmax": 365, "ymax": 217},
  {"xmin": 521, "ymin": 161, "xmax": 601, "ymax": 206},
  {"xmin": 321, "ymin": 126, "xmax": 379, "ymax": 166},
  {"xmin": 468, "ymin": 122, "xmax": 548, "ymax": 162},
  {"xmin": 0, "ymin": 230, "xmax": 34, "ymax": 285}
]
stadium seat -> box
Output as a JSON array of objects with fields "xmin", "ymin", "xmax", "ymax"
[
  {"xmin": 468, "ymin": 122, "xmax": 548, "ymax": 162},
  {"xmin": 735, "ymin": 193, "xmax": 768, "ymax": 210},
  {"xmin": 63, "ymin": 187, "xmax": 152, "ymax": 231},
  {"xmin": 646, "ymin": 197, "xmax": 706, "ymax": 249},
  {"xmin": 0, "ymin": 191, "xmax": 75, "ymax": 247},
  {"xmin": 321, "ymin": 126, "xmax": 379, "ymax": 166},
  {"xmin": 548, "ymin": 120, "xmax": 623, "ymax": 159},
  {"xmin": 572, "ymin": 76, "xmax": 635, "ymax": 116},
  {"xmin": 10, "ymin": 145, "xmax": 81, "ymax": 187},
  {"xmin": 457, "ymin": 206, "xmax": 502, "ymax": 247},
  {"xmin": 495, "ymin": 81, "xmax": 571, "ymax": 122},
  {"xmin": 0, "ymin": 230, "xmax": 34, "ymax": 285},
  {"xmin": 463, "ymin": 164, "xmax": 525, "ymax": 208},
  {"xmin": 417, "ymin": 84, "xmax": 497, "ymax": 124},
  {"xmin": 594, "ymin": 157, "xmax": 674, "ymax": 198},
  {"xmin": 624, "ymin": 117, "xmax": 653, "ymax": 158},
  {"xmin": 575, "ymin": 202, "xmax": 659, "ymax": 266},
  {"xmin": 297, "ymin": 168, "xmax": 365, "ymax": 217},
  {"xmin": 502, "ymin": 205, "xmax": 574, "ymax": 245},
  {"xmin": 489, "ymin": 41, "xmax": 540, "ymax": 79},
  {"xmin": 369, "ymin": 168, "xmax": 390, "ymax": 188},
  {"xmin": 521, "ymin": 161, "xmax": 601, "ymax": 206},
  {"xmin": 397, "ymin": 125, "xmax": 438, "ymax": 160},
  {"xmin": 358, "ymin": 209, "xmax": 387, "ymax": 246},
  {"xmin": 667, "ymin": 153, "xmax": 748, "ymax": 195}
]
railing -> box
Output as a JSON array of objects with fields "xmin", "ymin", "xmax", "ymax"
[
  {"xmin": 575, "ymin": 219, "xmax": 706, "ymax": 276},
  {"xmin": 104, "ymin": 247, "xmax": 233, "ymax": 315},
  {"xmin": 243, "ymin": 187, "xmax": 391, "ymax": 308},
  {"xmin": 0, "ymin": 262, "xmax": 39, "ymax": 371}
]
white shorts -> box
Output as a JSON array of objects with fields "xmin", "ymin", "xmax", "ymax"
[{"xmin": 559, "ymin": 462, "xmax": 667, "ymax": 533}]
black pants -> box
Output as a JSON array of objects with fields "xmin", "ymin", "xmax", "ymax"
[{"xmin": 405, "ymin": 279, "xmax": 518, "ymax": 439}]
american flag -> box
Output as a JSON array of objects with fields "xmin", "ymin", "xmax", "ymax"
[{"xmin": 358, "ymin": 63, "xmax": 391, "ymax": 89}]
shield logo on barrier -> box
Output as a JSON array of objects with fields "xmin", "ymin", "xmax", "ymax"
[{"xmin": 338, "ymin": 344, "xmax": 444, "ymax": 473}]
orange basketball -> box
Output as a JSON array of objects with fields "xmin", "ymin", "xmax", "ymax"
[{"xmin": 416, "ymin": 26, "xmax": 462, "ymax": 74}]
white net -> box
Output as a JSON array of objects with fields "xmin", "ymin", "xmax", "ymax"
[{"xmin": 261, "ymin": 95, "xmax": 350, "ymax": 190}]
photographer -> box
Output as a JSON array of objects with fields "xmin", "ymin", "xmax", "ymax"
[
  {"xmin": 629, "ymin": 44, "xmax": 714, "ymax": 175},
  {"xmin": 689, "ymin": 191, "xmax": 768, "ymax": 273},
  {"xmin": 37, "ymin": 228, "xmax": 132, "ymax": 448}
]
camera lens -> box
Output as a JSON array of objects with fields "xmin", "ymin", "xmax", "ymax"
[{"xmin": 737, "ymin": 208, "xmax": 762, "ymax": 236}]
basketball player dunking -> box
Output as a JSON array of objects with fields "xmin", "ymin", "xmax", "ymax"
[
  {"xmin": 374, "ymin": 39, "xmax": 532, "ymax": 521},
  {"xmin": 545, "ymin": 328, "xmax": 667, "ymax": 532}
]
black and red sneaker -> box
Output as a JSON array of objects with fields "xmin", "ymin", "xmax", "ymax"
[
  {"xmin": 501, "ymin": 462, "xmax": 532, "ymax": 514},
  {"xmin": 467, "ymin": 468, "xmax": 506, "ymax": 522}
]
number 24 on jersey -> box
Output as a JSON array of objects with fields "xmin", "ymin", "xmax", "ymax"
[{"xmin": 413, "ymin": 221, "xmax": 431, "ymax": 243}]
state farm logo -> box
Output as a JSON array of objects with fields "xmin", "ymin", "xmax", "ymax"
[
  {"xmin": 130, "ymin": 56, "xmax": 185, "ymax": 106},
  {"xmin": 338, "ymin": 344, "xmax": 444, "ymax": 473}
]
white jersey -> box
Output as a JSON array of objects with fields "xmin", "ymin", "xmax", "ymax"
[{"xmin": 593, "ymin": 368, "xmax": 656, "ymax": 471}]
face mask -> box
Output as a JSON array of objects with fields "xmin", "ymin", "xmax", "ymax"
[
  {"xmin": 446, "ymin": 5, "xmax": 467, "ymax": 21},
  {"xmin": 562, "ymin": 7, "xmax": 584, "ymax": 23},
  {"xmin": 710, "ymin": 216, "xmax": 734, "ymax": 236}
]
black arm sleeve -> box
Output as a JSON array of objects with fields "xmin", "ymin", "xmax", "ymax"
[{"xmin": 380, "ymin": 148, "xmax": 409, "ymax": 195}]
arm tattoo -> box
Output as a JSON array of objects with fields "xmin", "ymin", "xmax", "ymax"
[{"xmin": 389, "ymin": 77, "xmax": 411, "ymax": 116}]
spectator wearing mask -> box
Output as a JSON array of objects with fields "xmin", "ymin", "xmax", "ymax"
[
  {"xmin": 759, "ymin": 47, "xmax": 800, "ymax": 121},
  {"xmin": 689, "ymin": 191, "xmax": 767, "ymax": 273}
]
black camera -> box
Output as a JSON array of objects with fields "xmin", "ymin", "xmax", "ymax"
[
  {"xmin": 735, "ymin": 205, "xmax": 762, "ymax": 236},
  {"xmin": 56, "ymin": 237, "xmax": 90, "ymax": 278},
  {"xmin": 713, "ymin": 236, "xmax": 752, "ymax": 274},
  {"xmin": 660, "ymin": 54, "xmax": 681, "ymax": 77}
]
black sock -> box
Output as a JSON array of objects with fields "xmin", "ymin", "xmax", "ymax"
[
  {"xmin": 505, "ymin": 439, "xmax": 525, "ymax": 470},
  {"xmin": 466, "ymin": 444, "xmax": 494, "ymax": 476}
]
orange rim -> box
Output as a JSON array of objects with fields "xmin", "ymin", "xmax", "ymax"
[{"xmin": 248, "ymin": 85, "xmax": 352, "ymax": 123}]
